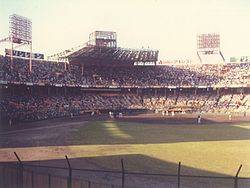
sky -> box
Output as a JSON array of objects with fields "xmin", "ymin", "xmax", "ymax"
[{"xmin": 0, "ymin": 0, "xmax": 250, "ymax": 62}]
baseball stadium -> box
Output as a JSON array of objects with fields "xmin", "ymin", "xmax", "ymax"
[{"xmin": 0, "ymin": 1, "xmax": 250, "ymax": 188}]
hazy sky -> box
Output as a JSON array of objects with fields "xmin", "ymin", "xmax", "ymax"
[{"xmin": 1, "ymin": 0, "xmax": 250, "ymax": 62}]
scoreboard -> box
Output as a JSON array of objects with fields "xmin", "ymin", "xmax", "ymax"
[{"xmin": 5, "ymin": 49, "xmax": 44, "ymax": 59}]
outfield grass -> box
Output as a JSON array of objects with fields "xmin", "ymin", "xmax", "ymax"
[{"xmin": 70, "ymin": 120, "xmax": 250, "ymax": 177}]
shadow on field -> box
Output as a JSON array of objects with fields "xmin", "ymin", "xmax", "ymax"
[
  {"xmin": 2, "ymin": 154, "xmax": 248, "ymax": 188},
  {"xmin": 1, "ymin": 114, "xmax": 250, "ymax": 148}
]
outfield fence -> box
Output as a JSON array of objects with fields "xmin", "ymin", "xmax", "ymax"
[{"xmin": 0, "ymin": 152, "xmax": 250, "ymax": 188}]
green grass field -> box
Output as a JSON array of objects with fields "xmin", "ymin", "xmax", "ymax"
[
  {"xmin": 69, "ymin": 118, "xmax": 250, "ymax": 177},
  {"xmin": 1, "ymin": 114, "xmax": 250, "ymax": 187}
]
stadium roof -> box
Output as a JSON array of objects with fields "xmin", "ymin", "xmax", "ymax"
[
  {"xmin": 66, "ymin": 45, "xmax": 159, "ymax": 65},
  {"xmin": 48, "ymin": 45, "xmax": 159, "ymax": 65}
]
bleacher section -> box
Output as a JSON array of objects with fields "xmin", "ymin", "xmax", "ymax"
[{"xmin": 0, "ymin": 55, "xmax": 249, "ymax": 122}]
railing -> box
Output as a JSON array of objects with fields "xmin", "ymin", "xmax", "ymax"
[{"xmin": 0, "ymin": 152, "xmax": 250, "ymax": 188}]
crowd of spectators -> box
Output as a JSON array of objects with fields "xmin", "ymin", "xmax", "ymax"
[
  {"xmin": 143, "ymin": 93, "xmax": 250, "ymax": 114},
  {"xmin": 1, "ymin": 56, "xmax": 250, "ymax": 122},
  {"xmin": 0, "ymin": 56, "xmax": 250, "ymax": 87},
  {"xmin": 1, "ymin": 92, "xmax": 249, "ymax": 122},
  {"xmin": 0, "ymin": 94, "xmax": 143, "ymax": 121}
]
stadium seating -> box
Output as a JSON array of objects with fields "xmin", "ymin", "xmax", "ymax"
[
  {"xmin": 1, "ymin": 56, "xmax": 250, "ymax": 87},
  {"xmin": 0, "ymin": 55, "xmax": 249, "ymax": 121}
]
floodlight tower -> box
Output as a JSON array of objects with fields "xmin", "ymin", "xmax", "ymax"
[
  {"xmin": 0, "ymin": 14, "xmax": 32, "ymax": 74},
  {"xmin": 88, "ymin": 31, "xmax": 117, "ymax": 48},
  {"xmin": 196, "ymin": 33, "xmax": 225, "ymax": 63}
]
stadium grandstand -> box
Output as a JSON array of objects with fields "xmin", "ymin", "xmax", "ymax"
[{"xmin": 0, "ymin": 47, "xmax": 250, "ymax": 122}]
